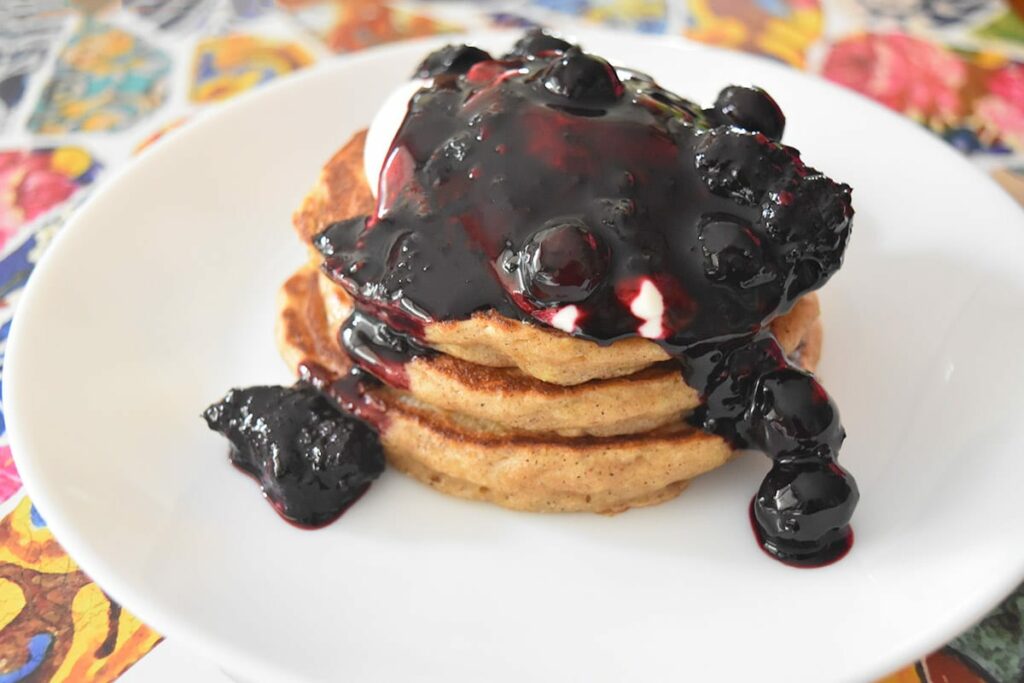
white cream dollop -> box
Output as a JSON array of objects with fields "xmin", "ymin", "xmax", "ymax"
[
  {"xmin": 363, "ymin": 79, "xmax": 431, "ymax": 199},
  {"xmin": 550, "ymin": 305, "xmax": 580, "ymax": 334},
  {"xmin": 630, "ymin": 278, "xmax": 665, "ymax": 339}
]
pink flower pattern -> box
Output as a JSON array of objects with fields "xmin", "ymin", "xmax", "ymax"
[
  {"xmin": 0, "ymin": 149, "xmax": 98, "ymax": 253},
  {"xmin": 823, "ymin": 32, "xmax": 1024, "ymax": 153},
  {"xmin": 822, "ymin": 33, "xmax": 967, "ymax": 121},
  {"xmin": 0, "ymin": 444, "xmax": 20, "ymax": 504},
  {"xmin": 975, "ymin": 64, "xmax": 1024, "ymax": 150}
]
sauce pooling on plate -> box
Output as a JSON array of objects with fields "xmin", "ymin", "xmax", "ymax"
[
  {"xmin": 312, "ymin": 31, "xmax": 858, "ymax": 566},
  {"xmin": 203, "ymin": 384, "xmax": 385, "ymax": 527}
]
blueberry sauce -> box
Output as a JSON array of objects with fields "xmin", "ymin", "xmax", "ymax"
[
  {"xmin": 203, "ymin": 384, "xmax": 385, "ymax": 527},
  {"xmin": 749, "ymin": 495, "xmax": 854, "ymax": 568},
  {"xmin": 339, "ymin": 309, "xmax": 433, "ymax": 390},
  {"xmin": 312, "ymin": 33, "xmax": 858, "ymax": 564},
  {"xmin": 298, "ymin": 360, "xmax": 392, "ymax": 431}
]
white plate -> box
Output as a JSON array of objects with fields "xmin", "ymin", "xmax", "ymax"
[{"xmin": 8, "ymin": 29, "xmax": 1024, "ymax": 683}]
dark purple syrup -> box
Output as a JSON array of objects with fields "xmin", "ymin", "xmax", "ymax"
[
  {"xmin": 312, "ymin": 33, "xmax": 858, "ymax": 564},
  {"xmin": 202, "ymin": 384, "xmax": 385, "ymax": 527},
  {"xmin": 298, "ymin": 360, "xmax": 392, "ymax": 430},
  {"xmin": 749, "ymin": 497, "xmax": 854, "ymax": 568}
]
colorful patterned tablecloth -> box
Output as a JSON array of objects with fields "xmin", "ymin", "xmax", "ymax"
[{"xmin": 1, "ymin": 1, "xmax": 1023, "ymax": 681}]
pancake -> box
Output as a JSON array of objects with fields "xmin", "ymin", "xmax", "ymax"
[
  {"xmin": 276, "ymin": 266, "xmax": 823, "ymax": 513},
  {"xmin": 296, "ymin": 129, "xmax": 821, "ymax": 386},
  {"xmin": 315, "ymin": 268, "xmax": 821, "ymax": 436}
]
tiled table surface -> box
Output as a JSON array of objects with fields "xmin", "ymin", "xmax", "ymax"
[{"xmin": 1, "ymin": 1, "xmax": 1023, "ymax": 681}]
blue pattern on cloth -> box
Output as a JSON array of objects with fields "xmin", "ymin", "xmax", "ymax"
[
  {"xmin": 28, "ymin": 20, "xmax": 171, "ymax": 133},
  {"xmin": 0, "ymin": 633, "xmax": 55, "ymax": 683}
]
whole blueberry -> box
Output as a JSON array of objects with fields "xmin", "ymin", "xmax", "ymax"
[
  {"xmin": 712, "ymin": 85, "xmax": 786, "ymax": 141},
  {"xmin": 541, "ymin": 47, "xmax": 624, "ymax": 104},
  {"xmin": 753, "ymin": 460, "xmax": 859, "ymax": 565},
  {"xmin": 747, "ymin": 367, "xmax": 845, "ymax": 460},
  {"xmin": 521, "ymin": 220, "xmax": 610, "ymax": 305},
  {"xmin": 414, "ymin": 44, "xmax": 491, "ymax": 78},
  {"xmin": 698, "ymin": 214, "xmax": 774, "ymax": 289},
  {"xmin": 505, "ymin": 28, "xmax": 573, "ymax": 58}
]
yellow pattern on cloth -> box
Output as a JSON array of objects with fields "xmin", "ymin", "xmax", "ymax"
[
  {"xmin": 686, "ymin": 0, "xmax": 823, "ymax": 67},
  {"xmin": 0, "ymin": 498, "xmax": 161, "ymax": 681},
  {"xmin": 190, "ymin": 34, "xmax": 315, "ymax": 103}
]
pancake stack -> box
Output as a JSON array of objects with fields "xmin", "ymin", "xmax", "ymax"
[{"xmin": 277, "ymin": 131, "xmax": 825, "ymax": 514}]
